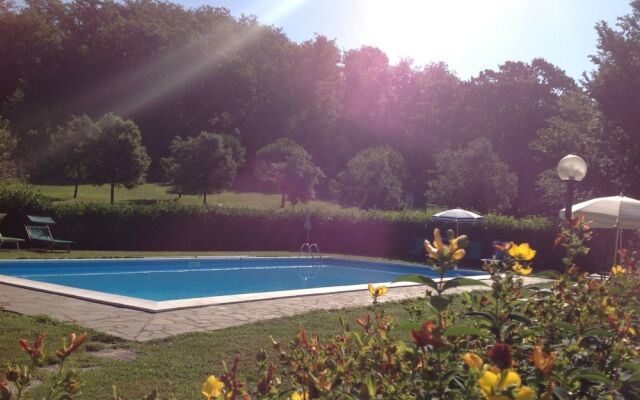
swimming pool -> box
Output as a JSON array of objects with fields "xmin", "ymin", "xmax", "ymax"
[{"xmin": 0, "ymin": 257, "xmax": 488, "ymax": 312}]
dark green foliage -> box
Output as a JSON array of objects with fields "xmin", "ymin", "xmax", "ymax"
[
  {"xmin": 586, "ymin": 0, "xmax": 640, "ymax": 198},
  {"xmin": 255, "ymin": 138, "xmax": 324, "ymax": 207},
  {"xmin": 90, "ymin": 113, "xmax": 151, "ymax": 203},
  {"xmin": 0, "ymin": 183, "xmax": 50, "ymax": 237},
  {"xmin": 49, "ymin": 115, "xmax": 101, "ymax": 198},
  {"xmin": 0, "ymin": 0, "xmax": 636, "ymax": 216},
  {"xmin": 531, "ymin": 91, "xmax": 618, "ymax": 213},
  {"xmin": 161, "ymin": 132, "xmax": 246, "ymax": 203},
  {"xmin": 0, "ymin": 115, "xmax": 17, "ymax": 180},
  {"xmin": 427, "ymin": 138, "xmax": 517, "ymax": 213},
  {"xmin": 331, "ymin": 145, "xmax": 408, "ymax": 210}
]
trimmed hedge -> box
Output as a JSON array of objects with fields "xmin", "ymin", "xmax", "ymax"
[{"xmin": 0, "ymin": 198, "xmax": 566, "ymax": 269}]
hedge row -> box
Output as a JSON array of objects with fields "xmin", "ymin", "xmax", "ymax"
[{"xmin": 0, "ymin": 184, "xmax": 614, "ymax": 271}]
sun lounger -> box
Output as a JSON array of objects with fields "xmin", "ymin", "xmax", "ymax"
[
  {"xmin": 0, "ymin": 233, "xmax": 25, "ymax": 250},
  {"xmin": 25, "ymin": 215, "xmax": 74, "ymax": 252}
]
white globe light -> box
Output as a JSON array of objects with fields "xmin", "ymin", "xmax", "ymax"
[{"xmin": 557, "ymin": 154, "xmax": 587, "ymax": 181}]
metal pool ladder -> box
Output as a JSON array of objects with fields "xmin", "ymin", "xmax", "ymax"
[{"xmin": 300, "ymin": 208, "xmax": 321, "ymax": 280}]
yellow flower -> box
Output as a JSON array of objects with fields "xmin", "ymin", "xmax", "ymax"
[
  {"xmin": 463, "ymin": 352, "xmax": 484, "ymax": 369},
  {"xmin": 452, "ymin": 248, "xmax": 466, "ymax": 260},
  {"xmin": 368, "ymin": 283, "xmax": 388, "ymax": 304},
  {"xmin": 508, "ymin": 243, "xmax": 536, "ymax": 261},
  {"xmin": 611, "ymin": 265, "xmax": 626, "ymax": 276},
  {"xmin": 477, "ymin": 369, "xmax": 521, "ymax": 397},
  {"xmin": 290, "ymin": 390, "xmax": 308, "ymax": 400},
  {"xmin": 368, "ymin": 283, "xmax": 388, "ymax": 298},
  {"xmin": 515, "ymin": 386, "xmax": 536, "ymax": 400},
  {"xmin": 202, "ymin": 375, "xmax": 224, "ymax": 400},
  {"xmin": 434, "ymin": 228, "xmax": 444, "ymax": 251},
  {"xmin": 425, "ymin": 228, "xmax": 466, "ymax": 261},
  {"xmin": 629, "ymin": 327, "xmax": 637, "ymax": 336},
  {"xmin": 512, "ymin": 263, "xmax": 533, "ymax": 276}
]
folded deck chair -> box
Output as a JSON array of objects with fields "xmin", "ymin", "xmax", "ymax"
[
  {"xmin": 0, "ymin": 233, "xmax": 25, "ymax": 250},
  {"xmin": 25, "ymin": 215, "xmax": 74, "ymax": 252}
]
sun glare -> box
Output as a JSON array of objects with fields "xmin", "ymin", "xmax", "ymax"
[{"xmin": 355, "ymin": 0, "xmax": 511, "ymax": 68}]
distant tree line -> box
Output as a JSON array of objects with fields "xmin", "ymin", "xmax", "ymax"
[{"xmin": 0, "ymin": 0, "xmax": 639, "ymax": 214}]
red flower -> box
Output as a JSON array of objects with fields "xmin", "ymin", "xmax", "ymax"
[
  {"xmin": 19, "ymin": 334, "xmax": 44, "ymax": 361},
  {"xmin": 56, "ymin": 333, "xmax": 87, "ymax": 359},
  {"xmin": 411, "ymin": 321, "xmax": 445, "ymax": 348},
  {"xmin": 488, "ymin": 342, "xmax": 512, "ymax": 369}
]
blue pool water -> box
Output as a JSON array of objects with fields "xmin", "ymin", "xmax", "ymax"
[{"xmin": 0, "ymin": 257, "xmax": 485, "ymax": 301}]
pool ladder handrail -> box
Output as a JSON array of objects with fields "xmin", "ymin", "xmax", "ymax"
[
  {"xmin": 300, "ymin": 242, "xmax": 321, "ymax": 259},
  {"xmin": 299, "ymin": 242, "xmax": 321, "ymax": 280}
]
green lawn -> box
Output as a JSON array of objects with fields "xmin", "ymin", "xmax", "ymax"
[
  {"xmin": 30, "ymin": 183, "xmax": 353, "ymax": 214},
  {"xmin": 0, "ymin": 300, "xmax": 421, "ymax": 399}
]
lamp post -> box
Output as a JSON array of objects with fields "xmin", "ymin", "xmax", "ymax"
[{"xmin": 557, "ymin": 154, "xmax": 587, "ymax": 224}]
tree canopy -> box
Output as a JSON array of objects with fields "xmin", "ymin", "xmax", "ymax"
[
  {"xmin": 90, "ymin": 113, "xmax": 151, "ymax": 203},
  {"xmin": 331, "ymin": 146, "xmax": 408, "ymax": 210},
  {"xmin": 0, "ymin": 0, "xmax": 638, "ymax": 213},
  {"xmin": 162, "ymin": 131, "xmax": 245, "ymax": 204},
  {"xmin": 427, "ymin": 138, "xmax": 518, "ymax": 213},
  {"xmin": 255, "ymin": 138, "xmax": 324, "ymax": 207}
]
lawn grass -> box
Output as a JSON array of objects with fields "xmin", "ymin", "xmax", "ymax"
[
  {"xmin": 30, "ymin": 183, "xmax": 352, "ymax": 214},
  {"xmin": 0, "ymin": 300, "xmax": 422, "ymax": 399}
]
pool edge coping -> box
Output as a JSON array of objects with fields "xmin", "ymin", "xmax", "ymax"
[{"xmin": 0, "ymin": 256, "xmax": 491, "ymax": 313}]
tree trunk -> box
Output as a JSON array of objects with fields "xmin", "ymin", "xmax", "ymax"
[
  {"xmin": 73, "ymin": 169, "xmax": 79, "ymax": 199},
  {"xmin": 203, "ymin": 191, "xmax": 207, "ymax": 204},
  {"xmin": 280, "ymin": 191, "xmax": 285, "ymax": 208},
  {"xmin": 110, "ymin": 175, "xmax": 115, "ymax": 204}
]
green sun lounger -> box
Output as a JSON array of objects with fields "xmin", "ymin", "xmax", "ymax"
[
  {"xmin": 25, "ymin": 215, "xmax": 75, "ymax": 252},
  {"xmin": 0, "ymin": 233, "xmax": 25, "ymax": 250}
]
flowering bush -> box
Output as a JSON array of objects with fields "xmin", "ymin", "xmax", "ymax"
[{"xmin": 2, "ymin": 221, "xmax": 639, "ymax": 399}]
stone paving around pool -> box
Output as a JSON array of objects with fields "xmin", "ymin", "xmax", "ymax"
[{"xmin": 0, "ymin": 277, "xmax": 549, "ymax": 341}]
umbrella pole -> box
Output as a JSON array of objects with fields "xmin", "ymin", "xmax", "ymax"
[
  {"xmin": 613, "ymin": 225, "xmax": 620, "ymax": 266},
  {"xmin": 456, "ymin": 220, "xmax": 459, "ymax": 236}
]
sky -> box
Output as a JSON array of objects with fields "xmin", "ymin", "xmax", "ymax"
[{"xmin": 175, "ymin": 0, "xmax": 632, "ymax": 80}]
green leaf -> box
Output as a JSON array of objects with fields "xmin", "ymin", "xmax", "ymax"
[
  {"xmin": 430, "ymin": 295, "xmax": 450, "ymax": 311},
  {"xmin": 442, "ymin": 277, "xmax": 488, "ymax": 292},
  {"xmin": 507, "ymin": 313, "xmax": 532, "ymax": 325},
  {"xmin": 622, "ymin": 371, "xmax": 640, "ymax": 383},
  {"xmin": 464, "ymin": 311, "xmax": 497, "ymax": 324},
  {"xmin": 552, "ymin": 386, "xmax": 569, "ymax": 400},
  {"xmin": 621, "ymin": 361, "xmax": 640, "ymax": 372},
  {"xmin": 397, "ymin": 321, "xmax": 422, "ymax": 331},
  {"xmin": 583, "ymin": 329, "xmax": 615, "ymax": 338},
  {"xmin": 568, "ymin": 368, "xmax": 612, "ymax": 385},
  {"xmin": 443, "ymin": 325, "xmax": 488, "ymax": 337},
  {"xmin": 554, "ymin": 322, "xmax": 578, "ymax": 332},
  {"xmin": 534, "ymin": 270, "xmax": 561, "ymax": 279},
  {"xmin": 393, "ymin": 274, "xmax": 438, "ymax": 290}
]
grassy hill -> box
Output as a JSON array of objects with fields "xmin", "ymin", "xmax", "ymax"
[{"xmin": 30, "ymin": 183, "xmax": 356, "ymax": 213}]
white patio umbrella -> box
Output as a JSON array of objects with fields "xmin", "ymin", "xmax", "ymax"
[
  {"xmin": 431, "ymin": 208, "xmax": 483, "ymax": 236},
  {"xmin": 560, "ymin": 194, "xmax": 640, "ymax": 265}
]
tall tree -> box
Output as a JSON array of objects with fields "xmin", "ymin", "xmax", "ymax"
[
  {"xmin": 0, "ymin": 116, "xmax": 17, "ymax": 181},
  {"xmin": 161, "ymin": 131, "xmax": 245, "ymax": 204},
  {"xmin": 530, "ymin": 90, "xmax": 618, "ymax": 212},
  {"xmin": 587, "ymin": 0, "xmax": 640, "ymax": 197},
  {"xmin": 255, "ymin": 138, "xmax": 324, "ymax": 207},
  {"xmin": 461, "ymin": 59, "xmax": 576, "ymax": 214},
  {"xmin": 427, "ymin": 138, "xmax": 517, "ymax": 213},
  {"xmin": 51, "ymin": 115, "xmax": 100, "ymax": 198},
  {"xmin": 331, "ymin": 146, "xmax": 408, "ymax": 210},
  {"xmin": 90, "ymin": 113, "xmax": 151, "ymax": 203}
]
